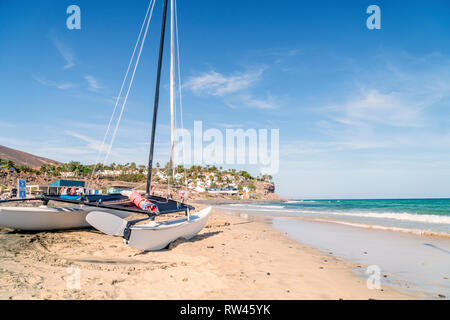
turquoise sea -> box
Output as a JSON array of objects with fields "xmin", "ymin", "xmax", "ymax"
[
  {"xmin": 221, "ymin": 198, "xmax": 450, "ymax": 236},
  {"xmin": 216, "ymin": 199, "xmax": 450, "ymax": 298}
]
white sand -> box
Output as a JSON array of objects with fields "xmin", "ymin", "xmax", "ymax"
[{"xmin": 0, "ymin": 206, "xmax": 412, "ymax": 300}]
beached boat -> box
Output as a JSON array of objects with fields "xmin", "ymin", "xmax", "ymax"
[
  {"xmin": 0, "ymin": 0, "xmax": 211, "ymax": 248},
  {"xmin": 87, "ymin": 207, "xmax": 211, "ymax": 251},
  {"xmin": 85, "ymin": 0, "xmax": 211, "ymax": 250},
  {"xmin": 0, "ymin": 193, "xmax": 136, "ymax": 231},
  {"xmin": 0, "ymin": 204, "xmax": 132, "ymax": 231}
]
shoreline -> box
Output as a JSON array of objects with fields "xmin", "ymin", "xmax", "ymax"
[
  {"xmin": 216, "ymin": 200, "xmax": 450, "ymax": 239},
  {"xmin": 192, "ymin": 198, "xmax": 287, "ymax": 206},
  {"xmin": 0, "ymin": 202, "xmax": 411, "ymax": 300},
  {"xmin": 309, "ymin": 217, "xmax": 450, "ymax": 239},
  {"xmin": 214, "ymin": 205, "xmax": 450, "ymax": 299}
]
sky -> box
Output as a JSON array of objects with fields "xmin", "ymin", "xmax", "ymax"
[{"xmin": 1, "ymin": 0, "xmax": 450, "ymax": 198}]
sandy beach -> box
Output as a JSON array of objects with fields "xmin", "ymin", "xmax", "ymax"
[{"xmin": 0, "ymin": 202, "xmax": 411, "ymax": 300}]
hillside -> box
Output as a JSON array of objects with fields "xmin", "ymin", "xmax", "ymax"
[
  {"xmin": 0, "ymin": 148, "xmax": 281, "ymax": 201},
  {"xmin": 0, "ymin": 170, "xmax": 282, "ymax": 202},
  {"xmin": 0, "ymin": 145, "xmax": 60, "ymax": 169}
]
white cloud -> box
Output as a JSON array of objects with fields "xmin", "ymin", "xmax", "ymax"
[
  {"xmin": 325, "ymin": 89, "xmax": 426, "ymax": 128},
  {"xmin": 32, "ymin": 75, "xmax": 74, "ymax": 90},
  {"xmin": 84, "ymin": 75, "xmax": 101, "ymax": 92},
  {"xmin": 239, "ymin": 94, "xmax": 279, "ymax": 110},
  {"xmin": 184, "ymin": 67, "xmax": 266, "ymax": 96},
  {"xmin": 50, "ymin": 36, "xmax": 75, "ymax": 70},
  {"xmin": 65, "ymin": 130, "xmax": 105, "ymax": 152},
  {"xmin": 225, "ymin": 94, "xmax": 279, "ymax": 110},
  {"xmin": 185, "ymin": 66, "xmax": 280, "ymax": 110}
]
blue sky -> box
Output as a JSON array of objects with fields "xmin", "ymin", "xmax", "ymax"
[{"xmin": 1, "ymin": 0, "xmax": 450, "ymax": 198}]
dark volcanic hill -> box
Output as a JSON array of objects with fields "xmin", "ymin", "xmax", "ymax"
[{"xmin": 0, "ymin": 145, "xmax": 60, "ymax": 168}]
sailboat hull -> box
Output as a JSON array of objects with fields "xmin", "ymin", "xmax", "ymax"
[
  {"xmin": 0, "ymin": 206, "xmax": 132, "ymax": 231},
  {"xmin": 126, "ymin": 206, "xmax": 212, "ymax": 251}
]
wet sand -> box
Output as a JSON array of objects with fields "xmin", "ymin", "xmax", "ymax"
[
  {"xmin": 0, "ymin": 204, "xmax": 411, "ymax": 300},
  {"xmin": 271, "ymin": 216, "xmax": 450, "ymax": 299}
]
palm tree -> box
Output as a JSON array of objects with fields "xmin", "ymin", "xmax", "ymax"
[{"xmin": 4, "ymin": 160, "xmax": 15, "ymax": 170}]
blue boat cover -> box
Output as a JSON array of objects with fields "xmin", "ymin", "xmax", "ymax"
[{"xmin": 49, "ymin": 180, "xmax": 85, "ymax": 187}]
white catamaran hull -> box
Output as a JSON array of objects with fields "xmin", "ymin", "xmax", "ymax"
[
  {"xmin": 86, "ymin": 206, "xmax": 212, "ymax": 251},
  {"xmin": 0, "ymin": 206, "xmax": 132, "ymax": 231},
  {"xmin": 128, "ymin": 206, "xmax": 212, "ymax": 251}
]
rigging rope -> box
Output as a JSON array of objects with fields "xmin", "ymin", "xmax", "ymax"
[
  {"xmin": 103, "ymin": 0, "xmax": 157, "ymax": 165},
  {"xmin": 175, "ymin": 0, "xmax": 189, "ymax": 196},
  {"xmin": 86, "ymin": 0, "xmax": 189, "ymax": 208},
  {"xmin": 87, "ymin": 0, "xmax": 156, "ymax": 189}
]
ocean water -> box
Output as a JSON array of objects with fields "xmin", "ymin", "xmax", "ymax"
[
  {"xmin": 220, "ymin": 199, "xmax": 450, "ymax": 237},
  {"xmin": 215, "ymin": 199, "xmax": 450, "ymax": 298}
]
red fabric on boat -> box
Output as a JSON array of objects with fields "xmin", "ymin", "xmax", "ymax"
[{"xmin": 128, "ymin": 192, "xmax": 159, "ymax": 212}]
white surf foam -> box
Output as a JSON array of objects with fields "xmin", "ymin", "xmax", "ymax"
[
  {"xmin": 311, "ymin": 218, "xmax": 450, "ymax": 238},
  {"xmin": 307, "ymin": 210, "xmax": 450, "ymax": 225},
  {"xmin": 218, "ymin": 205, "xmax": 450, "ymax": 225}
]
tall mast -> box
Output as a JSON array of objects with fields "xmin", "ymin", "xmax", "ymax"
[
  {"xmin": 146, "ymin": 0, "xmax": 169, "ymax": 197},
  {"xmin": 169, "ymin": 0, "xmax": 175, "ymax": 184}
]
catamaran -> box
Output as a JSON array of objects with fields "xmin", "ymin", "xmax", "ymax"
[
  {"xmin": 0, "ymin": 200, "xmax": 133, "ymax": 231},
  {"xmin": 0, "ymin": 0, "xmax": 212, "ymax": 250}
]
